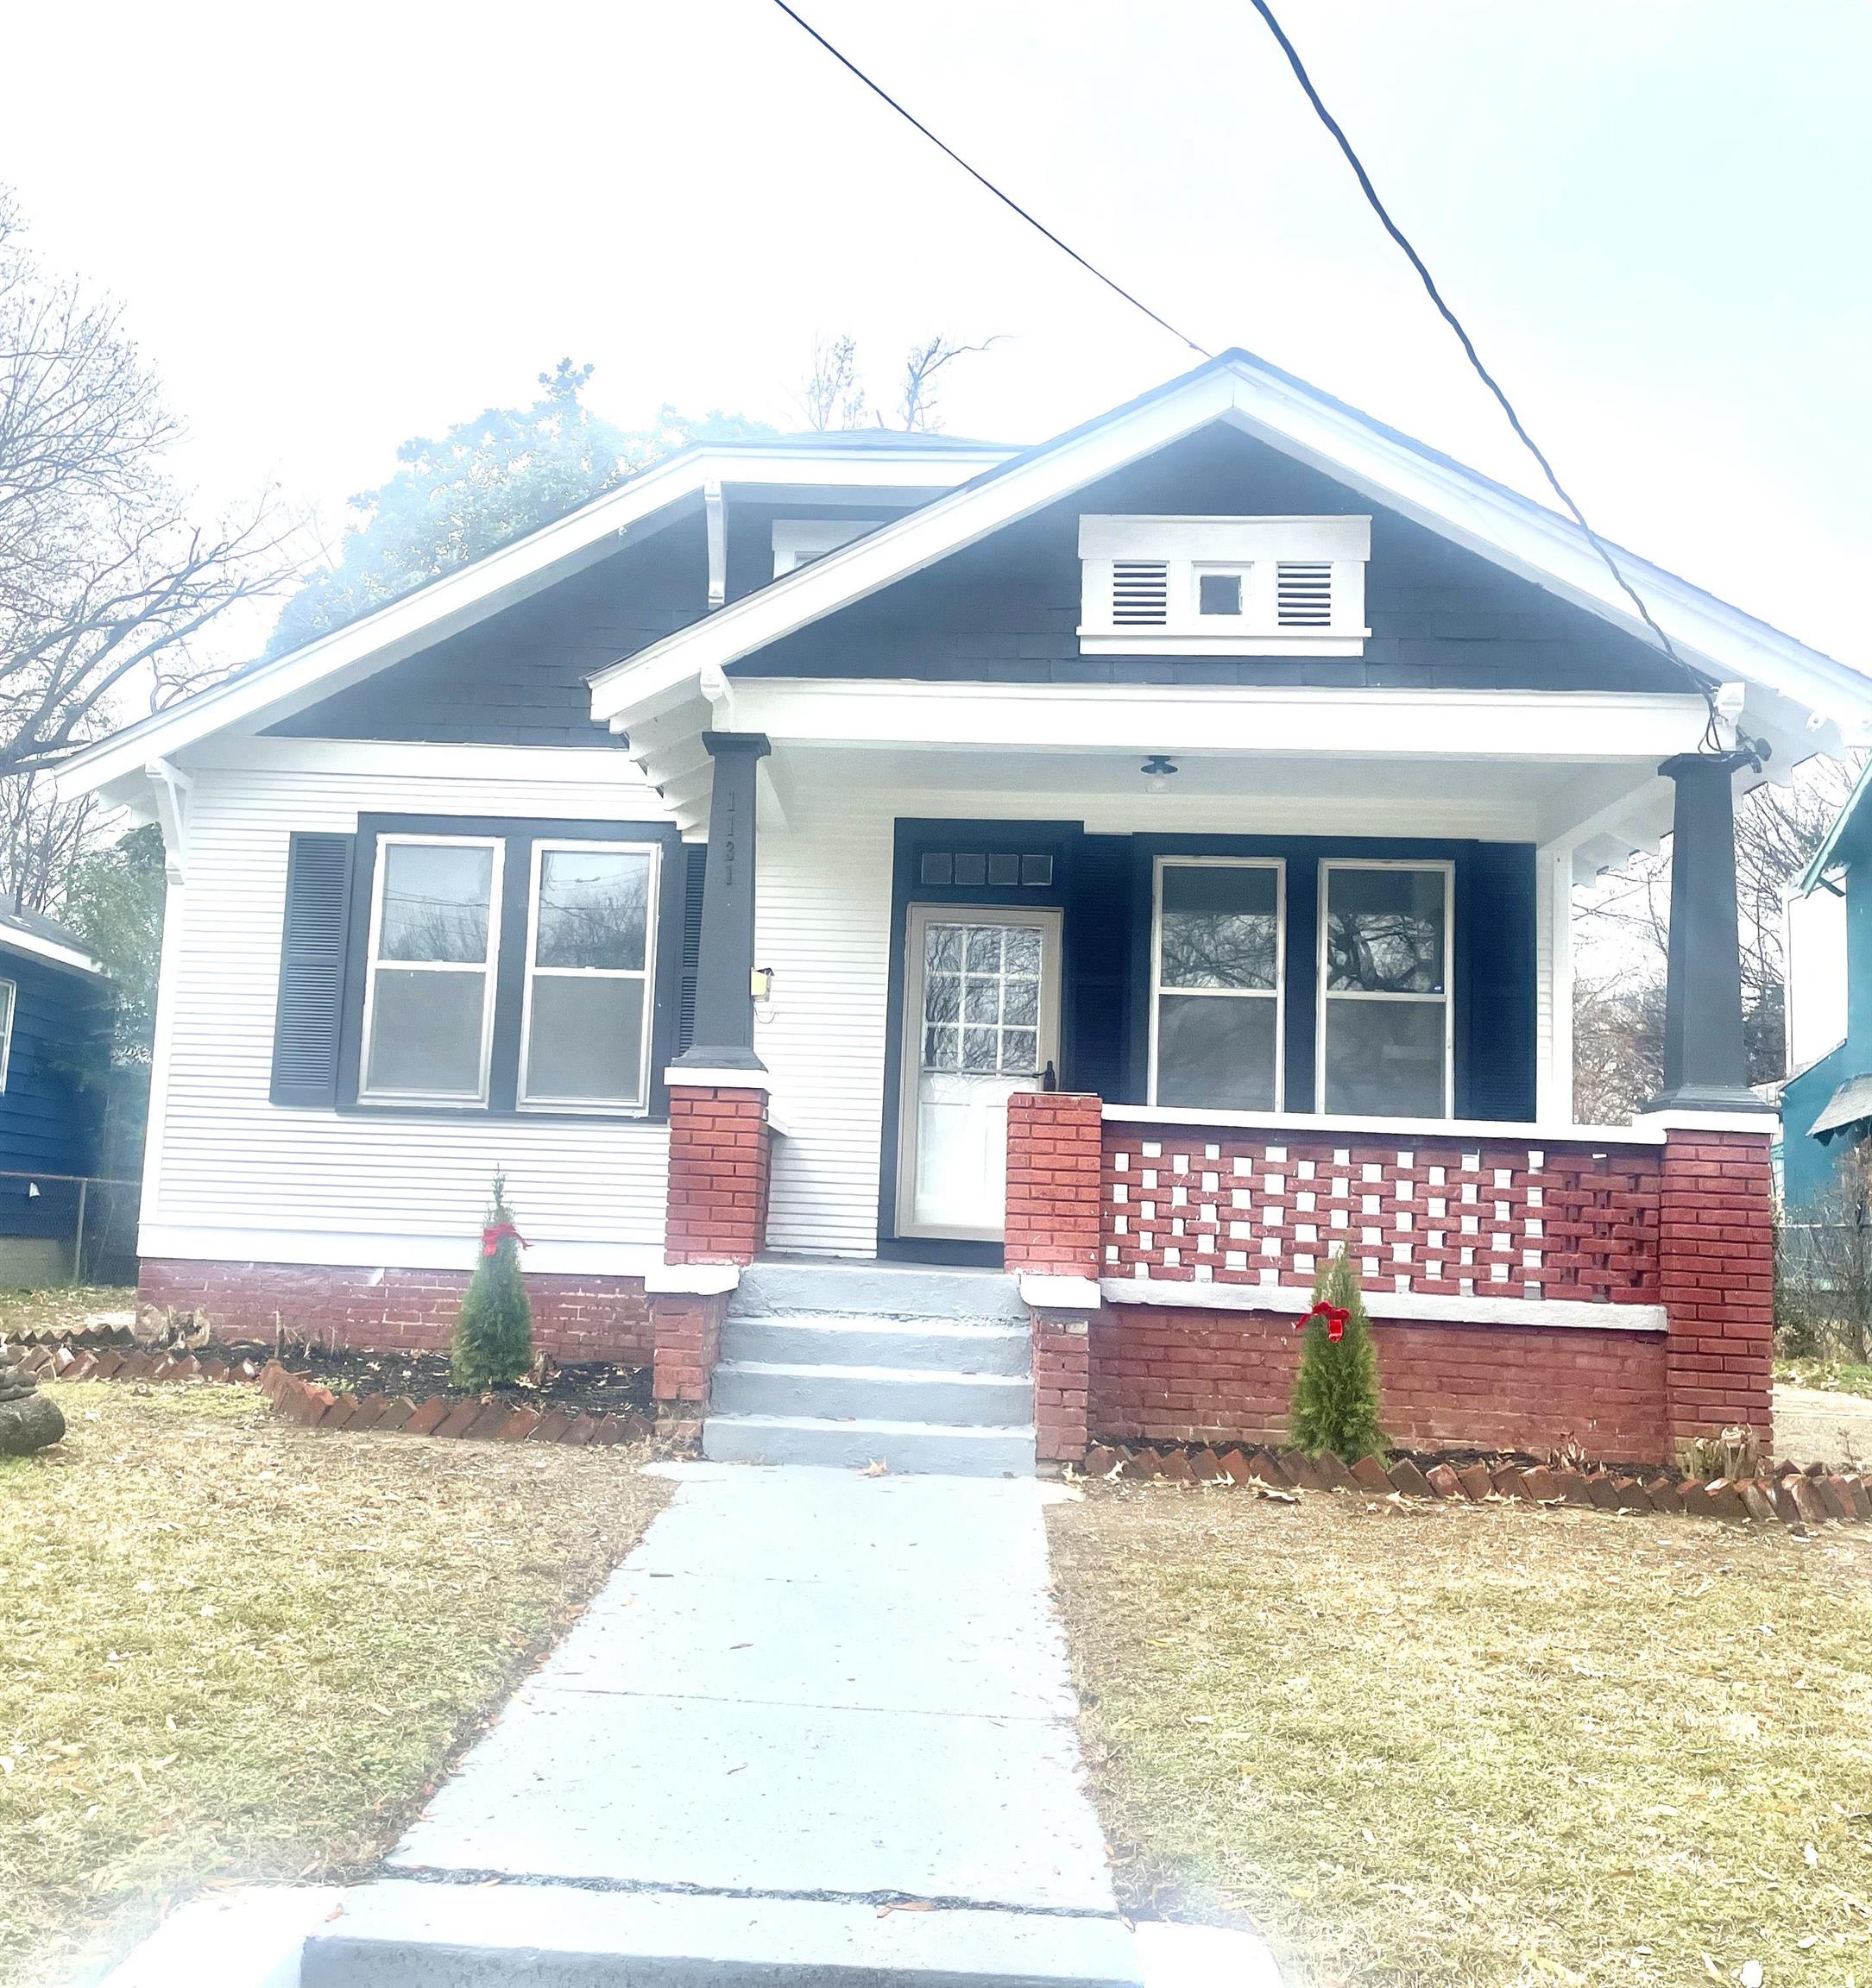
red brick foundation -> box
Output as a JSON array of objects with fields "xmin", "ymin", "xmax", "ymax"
[
  {"xmin": 136, "ymin": 1259, "xmax": 652, "ymax": 1367},
  {"xmin": 1090, "ymin": 1305, "xmax": 1671, "ymax": 1463},
  {"xmin": 1660, "ymin": 1127, "xmax": 1775, "ymax": 1456},
  {"xmin": 665, "ymin": 1083, "xmax": 772, "ymax": 1265},
  {"xmin": 648, "ymin": 1289, "xmax": 728, "ymax": 1439},
  {"xmin": 1005, "ymin": 1092, "xmax": 1102, "ymax": 1278},
  {"xmin": 1032, "ymin": 1312, "xmax": 1091, "ymax": 1463}
]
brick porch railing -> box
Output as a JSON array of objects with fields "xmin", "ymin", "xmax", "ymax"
[{"xmin": 1005, "ymin": 1095, "xmax": 1773, "ymax": 1468}]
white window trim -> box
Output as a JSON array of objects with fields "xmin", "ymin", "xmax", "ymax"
[
  {"xmin": 359, "ymin": 834, "xmax": 505, "ymax": 1109},
  {"xmin": 517, "ymin": 839, "xmax": 661, "ymax": 1116},
  {"xmin": 0, "ymin": 978, "xmax": 15, "ymax": 1093},
  {"xmin": 772, "ymin": 518, "xmax": 873, "ymax": 577},
  {"xmin": 1079, "ymin": 513, "xmax": 1371, "ymax": 657},
  {"xmin": 1149, "ymin": 857, "xmax": 1287, "ymax": 1113},
  {"xmin": 1314, "ymin": 858, "xmax": 1456, "ymax": 1120}
]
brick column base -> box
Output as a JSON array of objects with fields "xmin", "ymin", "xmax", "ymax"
[
  {"xmin": 1004, "ymin": 1092, "xmax": 1103, "ymax": 1278},
  {"xmin": 1660, "ymin": 1125, "xmax": 1774, "ymax": 1461},
  {"xmin": 665, "ymin": 1082, "xmax": 772, "ymax": 1266},
  {"xmin": 1032, "ymin": 1310, "xmax": 1091, "ymax": 1467},
  {"xmin": 649, "ymin": 1289, "xmax": 728, "ymax": 1447}
]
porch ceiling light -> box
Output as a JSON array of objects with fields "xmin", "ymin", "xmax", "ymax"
[{"xmin": 1142, "ymin": 754, "xmax": 1179, "ymax": 793}]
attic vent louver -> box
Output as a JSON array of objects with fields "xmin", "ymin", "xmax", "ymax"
[
  {"xmin": 1111, "ymin": 560, "xmax": 1170, "ymax": 626},
  {"xmin": 1078, "ymin": 514, "xmax": 1371, "ymax": 657},
  {"xmin": 1276, "ymin": 561, "xmax": 1334, "ymax": 626}
]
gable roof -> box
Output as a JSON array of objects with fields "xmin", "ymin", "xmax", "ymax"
[
  {"xmin": 588, "ymin": 349, "xmax": 1870, "ymax": 761},
  {"xmin": 0, "ymin": 896, "xmax": 109, "ymax": 981},
  {"xmin": 53, "ymin": 431, "xmax": 1017, "ymax": 803},
  {"xmin": 1801, "ymin": 755, "xmax": 1872, "ymax": 892}
]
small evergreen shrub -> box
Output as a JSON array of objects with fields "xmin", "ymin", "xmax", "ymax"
[
  {"xmin": 1289, "ymin": 1246, "xmax": 1385, "ymax": 1461},
  {"xmin": 451, "ymin": 1172, "xmax": 534, "ymax": 1391}
]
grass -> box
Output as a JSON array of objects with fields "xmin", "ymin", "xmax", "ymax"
[
  {"xmin": 1048, "ymin": 1484, "xmax": 1872, "ymax": 1988},
  {"xmin": 0, "ymin": 1285, "xmax": 136, "ymax": 1337},
  {"xmin": 0, "ymin": 1381, "xmax": 667, "ymax": 1988},
  {"xmin": 1776, "ymin": 1354, "xmax": 1872, "ymax": 1398}
]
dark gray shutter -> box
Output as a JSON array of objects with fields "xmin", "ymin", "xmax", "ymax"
[
  {"xmin": 1459, "ymin": 843, "xmax": 1537, "ymax": 1121},
  {"xmin": 676, "ymin": 844, "xmax": 707, "ymax": 1056},
  {"xmin": 269, "ymin": 832, "xmax": 356, "ymax": 1106}
]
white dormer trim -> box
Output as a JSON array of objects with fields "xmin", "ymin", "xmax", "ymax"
[
  {"xmin": 1077, "ymin": 513, "xmax": 1371, "ymax": 656},
  {"xmin": 772, "ymin": 518, "xmax": 873, "ymax": 576}
]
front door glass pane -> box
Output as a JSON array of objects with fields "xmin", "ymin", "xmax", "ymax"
[{"xmin": 923, "ymin": 922, "xmax": 1043, "ymax": 1079}]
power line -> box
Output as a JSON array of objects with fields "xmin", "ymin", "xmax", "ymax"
[
  {"xmin": 767, "ymin": 0, "xmax": 1212, "ymax": 361},
  {"xmin": 1242, "ymin": 0, "xmax": 1732, "ymax": 755}
]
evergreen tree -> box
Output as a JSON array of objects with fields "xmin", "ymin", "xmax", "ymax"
[
  {"xmin": 1289, "ymin": 1247, "xmax": 1385, "ymax": 1461},
  {"xmin": 451, "ymin": 1173, "xmax": 533, "ymax": 1391}
]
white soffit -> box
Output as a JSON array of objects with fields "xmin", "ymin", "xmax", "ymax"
[
  {"xmin": 52, "ymin": 437, "xmax": 1014, "ymax": 805},
  {"xmin": 589, "ymin": 351, "xmax": 1871, "ymax": 756}
]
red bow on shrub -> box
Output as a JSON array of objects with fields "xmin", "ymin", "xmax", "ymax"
[
  {"xmin": 482, "ymin": 1220, "xmax": 527, "ymax": 1258},
  {"xmin": 1298, "ymin": 1299, "xmax": 1350, "ymax": 1343}
]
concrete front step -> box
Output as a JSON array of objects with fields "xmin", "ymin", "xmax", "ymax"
[
  {"xmin": 303, "ymin": 1879, "xmax": 1144, "ymax": 1986},
  {"xmin": 723, "ymin": 1313, "xmax": 1031, "ymax": 1376},
  {"xmin": 734, "ymin": 1257, "xmax": 1027, "ymax": 1325},
  {"xmin": 703, "ymin": 1411, "xmax": 1037, "ymax": 1476},
  {"xmin": 713, "ymin": 1358, "xmax": 1032, "ymax": 1426}
]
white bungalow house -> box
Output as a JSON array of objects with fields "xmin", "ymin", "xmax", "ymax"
[{"xmin": 58, "ymin": 352, "xmax": 1867, "ymax": 1473}]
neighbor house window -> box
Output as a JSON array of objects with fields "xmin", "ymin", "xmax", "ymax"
[
  {"xmin": 519, "ymin": 842, "xmax": 659, "ymax": 1110},
  {"xmin": 1150, "ymin": 859, "xmax": 1284, "ymax": 1110},
  {"xmin": 1318, "ymin": 861, "xmax": 1453, "ymax": 1118},
  {"xmin": 0, "ymin": 979, "xmax": 15, "ymax": 1093},
  {"xmin": 361, "ymin": 837, "xmax": 503, "ymax": 1104}
]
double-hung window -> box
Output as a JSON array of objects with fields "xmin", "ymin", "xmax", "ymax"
[
  {"xmin": 519, "ymin": 842, "xmax": 659, "ymax": 1110},
  {"xmin": 361, "ymin": 837, "xmax": 503, "ymax": 1104},
  {"xmin": 1150, "ymin": 858, "xmax": 1284, "ymax": 1110},
  {"xmin": 1318, "ymin": 860, "xmax": 1453, "ymax": 1118}
]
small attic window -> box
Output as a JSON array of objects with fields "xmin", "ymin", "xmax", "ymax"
[
  {"xmin": 1078, "ymin": 514, "xmax": 1371, "ymax": 656},
  {"xmin": 772, "ymin": 519, "xmax": 873, "ymax": 577}
]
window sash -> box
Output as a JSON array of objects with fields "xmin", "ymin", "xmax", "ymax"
[
  {"xmin": 0, "ymin": 978, "xmax": 14, "ymax": 1094},
  {"xmin": 360, "ymin": 834, "xmax": 503, "ymax": 1105},
  {"xmin": 518, "ymin": 840, "xmax": 660, "ymax": 1111},
  {"xmin": 1315, "ymin": 859, "xmax": 1454, "ymax": 1118},
  {"xmin": 1149, "ymin": 857, "xmax": 1286, "ymax": 1111}
]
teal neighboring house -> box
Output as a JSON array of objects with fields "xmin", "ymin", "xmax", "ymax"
[{"xmin": 1783, "ymin": 764, "xmax": 1872, "ymax": 1211}]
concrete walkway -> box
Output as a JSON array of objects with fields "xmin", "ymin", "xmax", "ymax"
[{"xmin": 306, "ymin": 1463, "xmax": 1151, "ymax": 1985}]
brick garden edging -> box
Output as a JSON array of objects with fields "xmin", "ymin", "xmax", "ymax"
[
  {"xmin": 1081, "ymin": 1440, "xmax": 1872, "ymax": 1532},
  {"xmin": 257, "ymin": 1361, "xmax": 652, "ymax": 1448},
  {"xmin": 11, "ymin": 1337, "xmax": 266, "ymax": 1387}
]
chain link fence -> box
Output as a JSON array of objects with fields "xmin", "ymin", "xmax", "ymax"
[
  {"xmin": 1777, "ymin": 1217, "xmax": 1872, "ymax": 1362},
  {"xmin": 0, "ymin": 1168, "xmax": 140, "ymax": 1288}
]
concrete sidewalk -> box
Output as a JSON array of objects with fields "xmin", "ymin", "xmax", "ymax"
[{"xmin": 306, "ymin": 1463, "xmax": 1150, "ymax": 1985}]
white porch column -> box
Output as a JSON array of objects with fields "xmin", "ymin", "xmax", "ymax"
[{"xmin": 1535, "ymin": 841, "xmax": 1576, "ymax": 1123}]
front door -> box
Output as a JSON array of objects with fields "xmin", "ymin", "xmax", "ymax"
[{"xmin": 896, "ymin": 904, "xmax": 1063, "ymax": 1242}]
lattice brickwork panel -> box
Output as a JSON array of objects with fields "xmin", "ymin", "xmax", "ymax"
[{"xmin": 1101, "ymin": 1126, "xmax": 1661, "ymax": 1305}]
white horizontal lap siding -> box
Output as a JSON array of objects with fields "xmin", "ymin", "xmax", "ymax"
[
  {"xmin": 147, "ymin": 759, "xmax": 678, "ymax": 1261},
  {"xmin": 755, "ymin": 794, "xmax": 897, "ymax": 1258}
]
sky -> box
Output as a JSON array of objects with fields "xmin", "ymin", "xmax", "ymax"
[{"xmin": 4, "ymin": 0, "xmax": 1869, "ymax": 674}]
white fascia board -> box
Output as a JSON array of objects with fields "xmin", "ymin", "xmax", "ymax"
[
  {"xmin": 715, "ymin": 678, "xmax": 1712, "ymax": 764},
  {"xmin": 590, "ymin": 373, "xmax": 1258, "ymax": 726},
  {"xmin": 0, "ymin": 923, "xmax": 110, "ymax": 980},
  {"xmin": 590, "ymin": 354, "xmax": 1869, "ymax": 743},
  {"xmin": 54, "ymin": 439, "xmax": 1014, "ymax": 804}
]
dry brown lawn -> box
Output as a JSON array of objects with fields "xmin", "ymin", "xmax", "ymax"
[
  {"xmin": 1049, "ymin": 1482, "xmax": 1872, "ymax": 1988},
  {"xmin": 0, "ymin": 1381, "xmax": 667, "ymax": 1987}
]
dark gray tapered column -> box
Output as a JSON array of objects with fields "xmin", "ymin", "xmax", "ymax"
[
  {"xmin": 1648, "ymin": 752, "xmax": 1771, "ymax": 1114},
  {"xmin": 671, "ymin": 732, "xmax": 770, "ymax": 1073}
]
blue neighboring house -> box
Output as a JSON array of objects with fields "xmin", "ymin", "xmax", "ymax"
[
  {"xmin": 0, "ymin": 896, "xmax": 115, "ymax": 1285},
  {"xmin": 1782, "ymin": 764, "xmax": 1872, "ymax": 1212}
]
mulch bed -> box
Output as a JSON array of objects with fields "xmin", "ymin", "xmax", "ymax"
[{"xmin": 286, "ymin": 1344, "xmax": 651, "ymax": 1420}]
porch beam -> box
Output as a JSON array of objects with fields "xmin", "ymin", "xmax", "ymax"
[
  {"xmin": 1648, "ymin": 751, "xmax": 1774, "ymax": 1116},
  {"xmin": 671, "ymin": 731, "xmax": 771, "ymax": 1074},
  {"xmin": 716, "ymin": 681, "xmax": 1713, "ymax": 763}
]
